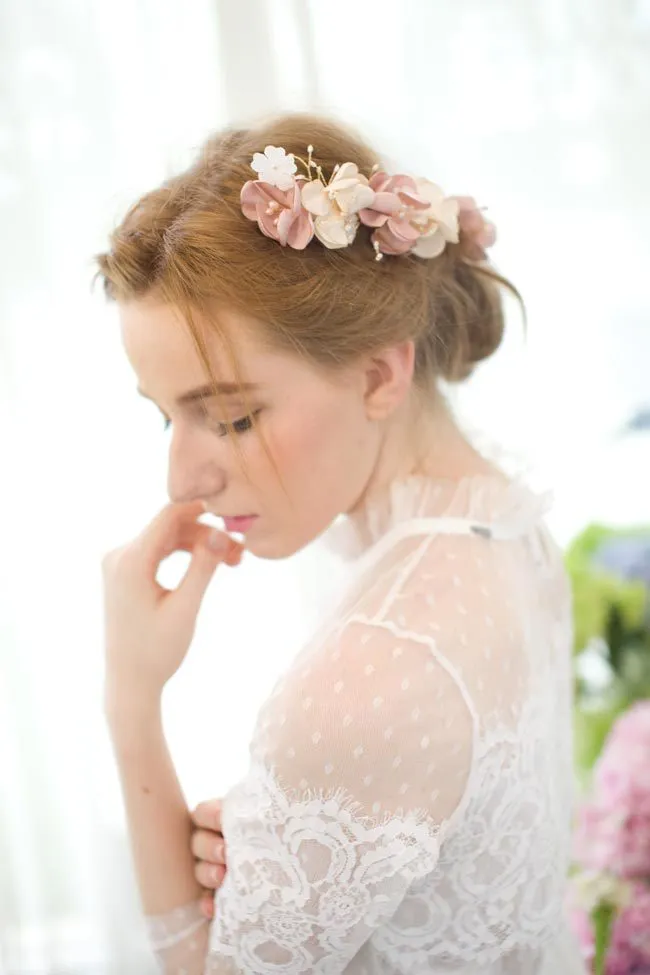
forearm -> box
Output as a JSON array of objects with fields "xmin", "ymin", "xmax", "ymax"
[{"xmin": 106, "ymin": 691, "xmax": 204, "ymax": 918}]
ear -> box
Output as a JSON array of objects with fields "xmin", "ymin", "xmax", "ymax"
[{"xmin": 363, "ymin": 341, "xmax": 415, "ymax": 420}]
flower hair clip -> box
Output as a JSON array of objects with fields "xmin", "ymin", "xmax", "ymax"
[{"xmin": 240, "ymin": 144, "xmax": 496, "ymax": 262}]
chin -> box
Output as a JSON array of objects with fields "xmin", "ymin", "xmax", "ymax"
[
  {"xmin": 245, "ymin": 541, "xmax": 291, "ymax": 560},
  {"xmin": 244, "ymin": 525, "xmax": 319, "ymax": 561},
  {"xmin": 244, "ymin": 539, "xmax": 303, "ymax": 561}
]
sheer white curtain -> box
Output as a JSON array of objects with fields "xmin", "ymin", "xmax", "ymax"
[
  {"xmin": 2, "ymin": 2, "xmax": 649, "ymax": 973},
  {"xmin": 0, "ymin": 3, "xmax": 322, "ymax": 972}
]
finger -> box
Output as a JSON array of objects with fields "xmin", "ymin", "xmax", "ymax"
[
  {"xmin": 200, "ymin": 892, "xmax": 215, "ymax": 920},
  {"xmin": 194, "ymin": 860, "xmax": 226, "ymax": 890},
  {"xmin": 223, "ymin": 540, "xmax": 244, "ymax": 566},
  {"xmin": 191, "ymin": 829, "xmax": 226, "ymax": 864},
  {"xmin": 176, "ymin": 525, "xmax": 244, "ymax": 565},
  {"xmin": 178, "ymin": 525, "xmax": 247, "ymax": 608},
  {"xmin": 192, "ymin": 799, "xmax": 223, "ymax": 831},
  {"xmin": 178, "ymin": 542, "xmax": 222, "ymax": 611},
  {"xmin": 175, "ymin": 523, "xmax": 224, "ymax": 555},
  {"xmin": 138, "ymin": 500, "xmax": 206, "ymax": 570}
]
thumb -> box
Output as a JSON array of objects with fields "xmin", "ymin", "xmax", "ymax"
[{"xmin": 179, "ymin": 536, "xmax": 226, "ymax": 609}]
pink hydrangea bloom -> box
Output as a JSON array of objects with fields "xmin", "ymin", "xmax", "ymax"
[
  {"xmin": 575, "ymin": 703, "xmax": 650, "ymax": 878},
  {"xmin": 240, "ymin": 179, "xmax": 314, "ymax": 249},
  {"xmin": 575, "ymin": 802, "xmax": 650, "ymax": 878},
  {"xmin": 570, "ymin": 905, "xmax": 596, "ymax": 969},
  {"xmin": 571, "ymin": 882, "xmax": 650, "ymax": 974},
  {"xmin": 595, "ymin": 703, "xmax": 650, "ymax": 791}
]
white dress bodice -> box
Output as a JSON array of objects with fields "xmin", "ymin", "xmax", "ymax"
[{"xmin": 146, "ymin": 474, "xmax": 586, "ymax": 974}]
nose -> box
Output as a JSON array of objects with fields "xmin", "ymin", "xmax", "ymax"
[{"xmin": 167, "ymin": 427, "xmax": 226, "ymax": 505}]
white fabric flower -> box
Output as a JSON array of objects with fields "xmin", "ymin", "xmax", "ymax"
[
  {"xmin": 301, "ymin": 162, "xmax": 374, "ymax": 249},
  {"xmin": 312, "ymin": 212, "xmax": 360, "ymax": 249},
  {"xmin": 302, "ymin": 162, "xmax": 375, "ymax": 217},
  {"xmin": 411, "ymin": 179, "xmax": 460, "ymax": 258},
  {"xmin": 250, "ymin": 145, "xmax": 297, "ymax": 191}
]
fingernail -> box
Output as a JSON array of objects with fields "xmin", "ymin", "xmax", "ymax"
[
  {"xmin": 215, "ymin": 842, "xmax": 224, "ymax": 860},
  {"xmin": 211, "ymin": 865, "xmax": 221, "ymax": 883}
]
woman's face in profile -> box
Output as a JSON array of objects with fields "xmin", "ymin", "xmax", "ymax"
[{"xmin": 118, "ymin": 299, "xmax": 378, "ymax": 558}]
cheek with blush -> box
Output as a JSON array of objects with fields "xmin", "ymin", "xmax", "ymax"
[
  {"xmin": 270, "ymin": 402, "xmax": 343, "ymax": 490},
  {"xmin": 271, "ymin": 392, "xmax": 369, "ymax": 517}
]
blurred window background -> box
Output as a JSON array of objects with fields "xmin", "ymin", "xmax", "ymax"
[{"xmin": 1, "ymin": 2, "xmax": 648, "ymax": 971}]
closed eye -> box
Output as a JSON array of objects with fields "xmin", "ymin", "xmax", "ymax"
[
  {"xmin": 214, "ymin": 411, "xmax": 260, "ymax": 437},
  {"xmin": 161, "ymin": 411, "xmax": 261, "ymax": 436}
]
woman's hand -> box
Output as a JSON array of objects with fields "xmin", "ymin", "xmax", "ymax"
[
  {"xmin": 102, "ymin": 500, "xmax": 243, "ymax": 706},
  {"xmin": 191, "ymin": 798, "xmax": 228, "ymax": 919}
]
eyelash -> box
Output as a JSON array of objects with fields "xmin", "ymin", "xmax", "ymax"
[
  {"xmin": 216, "ymin": 413, "xmax": 258, "ymax": 437},
  {"xmin": 163, "ymin": 412, "xmax": 259, "ymax": 436}
]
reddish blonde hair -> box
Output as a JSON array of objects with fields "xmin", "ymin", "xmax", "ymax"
[{"xmin": 94, "ymin": 112, "xmax": 520, "ymax": 389}]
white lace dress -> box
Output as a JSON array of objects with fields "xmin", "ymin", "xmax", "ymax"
[{"xmin": 146, "ymin": 475, "xmax": 586, "ymax": 974}]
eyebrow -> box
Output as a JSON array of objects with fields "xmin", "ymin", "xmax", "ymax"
[{"xmin": 137, "ymin": 382, "xmax": 259, "ymax": 407}]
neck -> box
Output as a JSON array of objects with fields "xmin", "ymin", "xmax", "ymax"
[{"xmin": 349, "ymin": 393, "xmax": 499, "ymax": 517}]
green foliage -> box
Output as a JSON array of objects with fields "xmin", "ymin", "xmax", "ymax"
[
  {"xmin": 568, "ymin": 523, "xmax": 650, "ymax": 784},
  {"xmin": 592, "ymin": 902, "xmax": 616, "ymax": 975},
  {"xmin": 566, "ymin": 524, "xmax": 647, "ymax": 657}
]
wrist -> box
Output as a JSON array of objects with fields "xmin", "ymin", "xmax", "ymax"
[{"xmin": 104, "ymin": 676, "xmax": 163, "ymax": 736}]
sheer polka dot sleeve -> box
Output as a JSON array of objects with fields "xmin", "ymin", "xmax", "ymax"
[{"xmin": 195, "ymin": 625, "xmax": 464, "ymax": 974}]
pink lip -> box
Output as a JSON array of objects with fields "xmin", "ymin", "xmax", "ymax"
[{"xmin": 222, "ymin": 515, "xmax": 258, "ymax": 534}]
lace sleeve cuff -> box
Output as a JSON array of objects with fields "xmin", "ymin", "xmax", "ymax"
[{"xmin": 145, "ymin": 898, "xmax": 209, "ymax": 952}]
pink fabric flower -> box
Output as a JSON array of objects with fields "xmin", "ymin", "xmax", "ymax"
[
  {"xmin": 358, "ymin": 172, "xmax": 458, "ymax": 258},
  {"xmin": 454, "ymin": 195, "xmax": 497, "ymax": 261},
  {"xmin": 358, "ymin": 172, "xmax": 427, "ymax": 255},
  {"xmin": 570, "ymin": 882, "xmax": 650, "ymax": 974},
  {"xmin": 240, "ymin": 179, "xmax": 314, "ymax": 249}
]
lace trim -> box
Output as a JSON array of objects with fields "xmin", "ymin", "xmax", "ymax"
[
  {"xmin": 146, "ymin": 901, "xmax": 208, "ymax": 951},
  {"xmin": 224, "ymin": 759, "xmax": 445, "ymax": 840},
  {"xmin": 207, "ymin": 761, "xmax": 443, "ymax": 968}
]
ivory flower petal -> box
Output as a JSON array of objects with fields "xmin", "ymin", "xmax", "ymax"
[
  {"xmin": 328, "ymin": 163, "xmax": 375, "ymax": 214},
  {"xmin": 301, "ymin": 180, "xmax": 330, "ymax": 216},
  {"xmin": 250, "ymin": 146, "xmax": 297, "ymax": 191},
  {"xmin": 413, "ymin": 179, "xmax": 460, "ymax": 243},
  {"xmin": 314, "ymin": 213, "xmax": 359, "ymax": 249},
  {"xmin": 412, "ymin": 229, "xmax": 447, "ymax": 258},
  {"xmin": 302, "ymin": 162, "xmax": 375, "ymax": 221}
]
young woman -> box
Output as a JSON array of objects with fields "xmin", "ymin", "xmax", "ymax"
[{"xmin": 97, "ymin": 114, "xmax": 585, "ymax": 973}]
